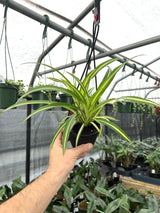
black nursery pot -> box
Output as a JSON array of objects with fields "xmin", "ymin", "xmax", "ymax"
[
  {"xmin": 149, "ymin": 172, "xmax": 160, "ymax": 178},
  {"xmin": 69, "ymin": 123, "xmax": 99, "ymax": 147}
]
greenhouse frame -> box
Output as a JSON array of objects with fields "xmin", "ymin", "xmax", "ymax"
[{"xmin": 0, "ymin": 0, "xmax": 160, "ymax": 212}]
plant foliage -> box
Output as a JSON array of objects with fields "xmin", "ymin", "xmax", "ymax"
[{"xmin": 1, "ymin": 59, "xmax": 160, "ymax": 153}]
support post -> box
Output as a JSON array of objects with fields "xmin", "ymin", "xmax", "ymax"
[{"xmin": 26, "ymin": 103, "xmax": 31, "ymax": 184}]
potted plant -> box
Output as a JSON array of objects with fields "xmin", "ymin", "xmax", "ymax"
[
  {"xmin": 116, "ymin": 140, "xmax": 138, "ymax": 169},
  {"xmin": 1, "ymin": 58, "xmax": 160, "ymax": 152},
  {"xmin": 114, "ymin": 101, "xmax": 133, "ymax": 113},
  {"xmin": 31, "ymin": 83, "xmax": 57, "ymax": 110},
  {"xmin": 0, "ymin": 176, "xmax": 26, "ymax": 204},
  {"xmin": 144, "ymin": 146, "xmax": 160, "ymax": 178},
  {"xmin": 59, "ymin": 93, "xmax": 73, "ymax": 111},
  {"xmin": 0, "ymin": 80, "xmax": 19, "ymax": 109}
]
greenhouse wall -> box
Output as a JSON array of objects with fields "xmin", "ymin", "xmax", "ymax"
[
  {"xmin": 0, "ymin": 108, "xmax": 64, "ymax": 186},
  {"xmin": 105, "ymin": 104, "xmax": 160, "ymax": 141}
]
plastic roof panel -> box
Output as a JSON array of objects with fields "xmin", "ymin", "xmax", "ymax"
[{"xmin": 0, "ymin": 0, "xmax": 160, "ymax": 102}]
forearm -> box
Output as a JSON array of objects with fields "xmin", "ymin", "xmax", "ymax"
[{"xmin": 0, "ymin": 171, "xmax": 66, "ymax": 213}]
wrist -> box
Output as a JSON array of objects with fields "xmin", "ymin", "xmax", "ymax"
[{"xmin": 45, "ymin": 167, "xmax": 68, "ymax": 185}]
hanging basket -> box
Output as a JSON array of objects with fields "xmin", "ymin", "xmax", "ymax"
[
  {"xmin": 0, "ymin": 83, "xmax": 18, "ymax": 109},
  {"xmin": 116, "ymin": 101, "xmax": 153, "ymax": 114},
  {"xmin": 32, "ymin": 91, "xmax": 57, "ymax": 110},
  {"xmin": 116, "ymin": 101, "xmax": 133, "ymax": 113},
  {"xmin": 32, "ymin": 91, "xmax": 48, "ymax": 110},
  {"xmin": 59, "ymin": 93, "xmax": 73, "ymax": 111}
]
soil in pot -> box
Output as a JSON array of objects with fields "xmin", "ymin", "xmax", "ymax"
[
  {"xmin": 78, "ymin": 202, "xmax": 87, "ymax": 213},
  {"xmin": 78, "ymin": 202, "xmax": 98, "ymax": 213},
  {"xmin": 69, "ymin": 123, "xmax": 99, "ymax": 147}
]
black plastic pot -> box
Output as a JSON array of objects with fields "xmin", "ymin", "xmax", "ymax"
[
  {"xmin": 131, "ymin": 167, "xmax": 160, "ymax": 186},
  {"xmin": 69, "ymin": 123, "xmax": 99, "ymax": 147},
  {"xmin": 115, "ymin": 165, "xmax": 137, "ymax": 177},
  {"xmin": 149, "ymin": 172, "xmax": 160, "ymax": 178}
]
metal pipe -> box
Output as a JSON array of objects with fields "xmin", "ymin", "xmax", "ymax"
[
  {"xmin": 141, "ymin": 56, "xmax": 160, "ymax": 69},
  {"xmin": 39, "ymin": 35, "xmax": 160, "ymax": 76},
  {"xmin": 0, "ymin": 0, "xmax": 105, "ymax": 53},
  {"xmin": 145, "ymin": 87, "xmax": 160, "ymax": 99},
  {"xmin": 107, "ymin": 71, "xmax": 136, "ymax": 99},
  {"xmin": 29, "ymin": 1, "xmax": 95, "ymax": 86},
  {"xmin": 1, "ymin": 0, "xmax": 160, "ymax": 78},
  {"xmin": 114, "ymin": 86, "xmax": 158, "ymax": 92},
  {"xmin": 107, "ymin": 68, "xmax": 159, "ymax": 99}
]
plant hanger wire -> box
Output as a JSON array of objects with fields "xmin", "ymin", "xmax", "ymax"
[
  {"xmin": 78, "ymin": 0, "xmax": 101, "ymax": 91},
  {"xmin": 41, "ymin": 14, "xmax": 54, "ymax": 84},
  {"xmin": 64, "ymin": 29, "xmax": 75, "ymax": 85},
  {"xmin": 0, "ymin": 0, "xmax": 15, "ymax": 81}
]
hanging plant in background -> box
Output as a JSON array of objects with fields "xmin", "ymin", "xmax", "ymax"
[{"xmin": 0, "ymin": 2, "xmax": 25, "ymax": 109}]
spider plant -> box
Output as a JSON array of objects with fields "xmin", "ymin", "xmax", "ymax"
[{"xmin": 1, "ymin": 58, "xmax": 159, "ymax": 153}]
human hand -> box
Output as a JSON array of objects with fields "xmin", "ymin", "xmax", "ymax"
[{"xmin": 46, "ymin": 130, "xmax": 93, "ymax": 182}]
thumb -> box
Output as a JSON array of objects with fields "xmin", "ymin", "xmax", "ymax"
[{"xmin": 73, "ymin": 143, "xmax": 93, "ymax": 159}]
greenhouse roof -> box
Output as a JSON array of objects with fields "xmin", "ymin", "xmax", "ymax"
[{"xmin": 0, "ymin": 0, "xmax": 160, "ymax": 101}]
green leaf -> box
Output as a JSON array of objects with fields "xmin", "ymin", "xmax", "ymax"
[
  {"xmin": 88, "ymin": 98, "xmax": 116, "ymax": 117},
  {"xmin": 75, "ymin": 123, "xmax": 85, "ymax": 147},
  {"xmin": 105, "ymin": 197, "xmax": 121, "ymax": 213},
  {"xmin": 82, "ymin": 58, "xmax": 118, "ymax": 92},
  {"xmin": 50, "ymin": 121, "xmax": 66, "ymax": 148},
  {"xmin": 96, "ymin": 177, "xmax": 107, "ymax": 188},
  {"xmin": 102, "ymin": 67, "xmax": 112, "ymax": 81},
  {"xmin": 96, "ymin": 197, "xmax": 107, "ymax": 210},
  {"xmin": 0, "ymin": 100, "xmax": 51, "ymax": 113},
  {"xmin": 64, "ymin": 185, "xmax": 72, "ymax": 209},
  {"xmin": 67, "ymin": 72, "xmax": 89, "ymax": 98},
  {"xmin": 138, "ymin": 209, "xmax": 156, "ymax": 213},
  {"xmin": 84, "ymin": 190, "xmax": 97, "ymax": 202},
  {"xmin": 80, "ymin": 184, "xmax": 89, "ymax": 192},
  {"xmin": 118, "ymin": 96, "xmax": 160, "ymax": 107},
  {"xmin": 62, "ymin": 115, "xmax": 76, "ymax": 153},
  {"xmin": 95, "ymin": 187, "xmax": 115, "ymax": 200},
  {"xmin": 87, "ymin": 200, "xmax": 96, "ymax": 213},
  {"xmin": 118, "ymin": 194, "xmax": 130, "ymax": 213},
  {"xmin": 95, "ymin": 117, "xmax": 131, "ymax": 142},
  {"xmin": 18, "ymin": 85, "xmax": 84, "ymax": 103},
  {"xmin": 72, "ymin": 181, "xmax": 81, "ymax": 197},
  {"xmin": 105, "ymin": 195, "xmax": 129, "ymax": 213},
  {"xmin": 0, "ymin": 187, "xmax": 6, "ymax": 198},
  {"xmin": 89, "ymin": 162, "xmax": 98, "ymax": 178},
  {"xmin": 52, "ymin": 205, "xmax": 70, "ymax": 213},
  {"xmin": 90, "ymin": 62, "xmax": 125, "ymax": 107},
  {"xmin": 24, "ymin": 102, "xmax": 78, "ymax": 121},
  {"xmin": 11, "ymin": 177, "xmax": 26, "ymax": 194},
  {"xmin": 148, "ymin": 195, "xmax": 159, "ymax": 213}
]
